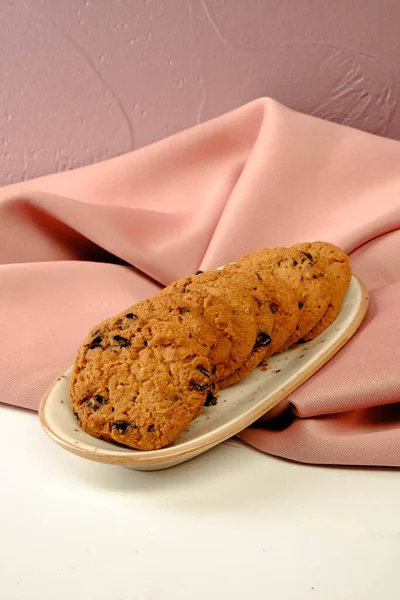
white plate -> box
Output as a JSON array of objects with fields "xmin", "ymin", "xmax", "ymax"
[{"xmin": 39, "ymin": 276, "xmax": 369, "ymax": 470}]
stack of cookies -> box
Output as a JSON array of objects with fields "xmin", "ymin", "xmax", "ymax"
[{"xmin": 70, "ymin": 242, "xmax": 352, "ymax": 451}]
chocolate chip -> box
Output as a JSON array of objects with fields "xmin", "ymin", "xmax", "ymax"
[
  {"xmin": 296, "ymin": 338, "xmax": 307, "ymax": 344},
  {"xmin": 112, "ymin": 421, "xmax": 130, "ymax": 433},
  {"xmin": 125, "ymin": 313, "xmax": 137, "ymax": 319},
  {"xmin": 73, "ymin": 411, "xmax": 80, "ymax": 423},
  {"xmin": 178, "ymin": 307, "xmax": 190, "ymax": 315},
  {"xmin": 255, "ymin": 272, "xmax": 263, "ymax": 281},
  {"xmin": 89, "ymin": 336, "xmax": 102, "ymax": 349},
  {"xmin": 147, "ymin": 424, "xmax": 155, "ymax": 432},
  {"xmin": 171, "ymin": 394, "xmax": 180, "ymax": 402},
  {"xmin": 298, "ymin": 301, "xmax": 304, "ymax": 309},
  {"xmin": 211, "ymin": 364, "xmax": 217, "ymax": 375},
  {"xmin": 269, "ymin": 303, "xmax": 278, "ymax": 314},
  {"xmin": 204, "ymin": 391, "xmax": 218, "ymax": 406},
  {"xmin": 196, "ymin": 364, "xmax": 211, "ymax": 378},
  {"xmin": 253, "ymin": 331, "xmax": 272, "ymax": 350},
  {"xmin": 143, "ymin": 340, "xmax": 148, "ymax": 346},
  {"xmin": 111, "ymin": 407, "xmax": 115, "ymax": 412},
  {"xmin": 87, "ymin": 401, "xmax": 100, "ymax": 411},
  {"xmin": 304, "ymin": 252, "xmax": 313, "ymax": 261},
  {"xmin": 87, "ymin": 393, "xmax": 106, "ymax": 411},
  {"xmin": 189, "ymin": 380, "xmax": 209, "ymax": 392},
  {"xmin": 293, "ymin": 259, "xmax": 298, "ymax": 266},
  {"xmin": 113, "ymin": 335, "xmax": 131, "ymax": 347},
  {"xmin": 196, "ymin": 270, "xmax": 204, "ymax": 275},
  {"xmin": 255, "ymin": 297, "xmax": 263, "ymax": 307}
]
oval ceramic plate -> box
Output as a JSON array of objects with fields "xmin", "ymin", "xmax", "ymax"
[{"xmin": 40, "ymin": 276, "xmax": 369, "ymax": 470}]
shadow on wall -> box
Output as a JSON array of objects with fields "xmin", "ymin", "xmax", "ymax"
[{"xmin": 1, "ymin": 0, "xmax": 399, "ymax": 185}]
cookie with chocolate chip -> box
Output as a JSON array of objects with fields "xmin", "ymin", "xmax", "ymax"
[
  {"xmin": 293, "ymin": 241, "xmax": 352, "ymax": 339},
  {"xmin": 237, "ymin": 247, "xmax": 331, "ymax": 347},
  {"xmin": 165, "ymin": 269, "xmax": 258, "ymax": 381},
  {"xmin": 155, "ymin": 288, "xmax": 238, "ymax": 380},
  {"xmin": 197, "ymin": 267, "xmax": 275, "ymax": 388},
  {"xmin": 70, "ymin": 293, "xmax": 219, "ymax": 450},
  {"xmin": 225, "ymin": 258, "xmax": 299, "ymax": 355}
]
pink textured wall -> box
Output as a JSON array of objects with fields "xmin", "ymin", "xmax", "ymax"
[{"xmin": 1, "ymin": 0, "xmax": 400, "ymax": 186}]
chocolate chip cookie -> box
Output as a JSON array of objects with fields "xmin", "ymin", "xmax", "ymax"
[
  {"xmin": 226, "ymin": 257, "xmax": 299, "ymax": 355},
  {"xmin": 238, "ymin": 247, "xmax": 331, "ymax": 347},
  {"xmin": 210, "ymin": 267, "xmax": 275, "ymax": 387},
  {"xmin": 158, "ymin": 288, "xmax": 238, "ymax": 380},
  {"xmin": 70, "ymin": 294, "xmax": 219, "ymax": 450},
  {"xmin": 166, "ymin": 269, "xmax": 258, "ymax": 381},
  {"xmin": 293, "ymin": 241, "xmax": 352, "ymax": 339}
]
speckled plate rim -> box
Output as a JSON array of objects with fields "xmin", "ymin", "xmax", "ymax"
[{"xmin": 39, "ymin": 277, "xmax": 369, "ymax": 468}]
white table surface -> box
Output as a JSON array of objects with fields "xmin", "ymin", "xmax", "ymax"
[{"xmin": 1, "ymin": 403, "xmax": 400, "ymax": 600}]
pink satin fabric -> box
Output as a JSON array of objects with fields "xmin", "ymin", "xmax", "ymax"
[{"xmin": 1, "ymin": 98, "xmax": 399, "ymax": 466}]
